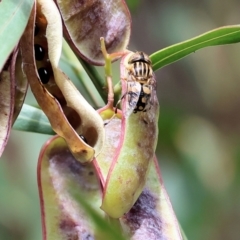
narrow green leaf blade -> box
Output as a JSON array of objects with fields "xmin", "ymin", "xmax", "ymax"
[
  {"xmin": 13, "ymin": 104, "xmax": 55, "ymax": 135},
  {"xmin": 0, "ymin": 0, "xmax": 34, "ymax": 71},
  {"xmin": 72, "ymin": 190, "xmax": 126, "ymax": 240},
  {"xmin": 151, "ymin": 25, "xmax": 240, "ymax": 71}
]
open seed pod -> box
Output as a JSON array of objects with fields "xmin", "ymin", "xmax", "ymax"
[
  {"xmin": 100, "ymin": 116, "xmax": 182, "ymax": 239},
  {"xmin": 95, "ymin": 52, "xmax": 159, "ymax": 218},
  {"xmin": 54, "ymin": 0, "xmax": 131, "ymax": 65},
  {"xmin": 20, "ymin": 0, "xmax": 105, "ymax": 163},
  {"xmin": 38, "ymin": 110, "xmax": 183, "ymax": 240}
]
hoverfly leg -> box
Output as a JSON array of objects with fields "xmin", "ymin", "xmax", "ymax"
[
  {"xmin": 115, "ymin": 91, "xmax": 127, "ymax": 113},
  {"xmin": 104, "ymin": 92, "xmax": 127, "ymax": 126}
]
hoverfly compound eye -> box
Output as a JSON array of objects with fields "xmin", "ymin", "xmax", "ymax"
[
  {"xmin": 128, "ymin": 51, "xmax": 152, "ymax": 65},
  {"xmin": 140, "ymin": 52, "xmax": 152, "ymax": 65}
]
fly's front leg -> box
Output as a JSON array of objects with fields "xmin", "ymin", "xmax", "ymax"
[
  {"xmin": 114, "ymin": 91, "xmax": 128, "ymax": 114},
  {"xmin": 104, "ymin": 91, "xmax": 128, "ymax": 126}
]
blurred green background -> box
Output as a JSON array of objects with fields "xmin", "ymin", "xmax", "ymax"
[{"xmin": 1, "ymin": 0, "xmax": 240, "ymax": 239}]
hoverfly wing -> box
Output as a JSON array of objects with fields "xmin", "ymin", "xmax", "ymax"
[
  {"xmin": 124, "ymin": 81, "xmax": 141, "ymax": 117},
  {"xmin": 149, "ymin": 71, "xmax": 157, "ymax": 106}
]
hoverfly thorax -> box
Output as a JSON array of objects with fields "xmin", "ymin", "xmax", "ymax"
[{"xmin": 127, "ymin": 51, "xmax": 153, "ymax": 84}]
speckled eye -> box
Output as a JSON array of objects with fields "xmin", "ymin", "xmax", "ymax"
[
  {"xmin": 38, "ymin": 67, "xmax": 50, "ymax": 84},
  {"xmin": 128, "ymin": 51, "xmax": 152, "ymax": 65},
  {"xmin": 80, "ymin": 135, "xmax": 88, "ymax": 144},
  {"xmin": 34, "ymin": 44, "xmax": 45, "ymax": 61}
]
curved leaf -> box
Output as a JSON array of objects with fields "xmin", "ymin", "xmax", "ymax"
[
  {"xmin": 0, "ymin": 0, "xmax": 34, "ymax": 71},
  {"xmin": 13, "ymin": 104, "xmax": 54, "ymax": 135},
  {"xmin": 151, "ymin": 25, "xmax": 240, "ymax": 71}
]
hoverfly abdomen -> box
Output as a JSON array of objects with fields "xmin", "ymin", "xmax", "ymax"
[
  {"xmin": 133, "ymin": 83, "xmax": 151, "ymax": 113},
  {"xmin": 126, "ymin": 82, "xmax": 152, "ymax": 115}
]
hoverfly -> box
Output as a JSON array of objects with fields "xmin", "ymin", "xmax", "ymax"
[{"xmin": 124, "ymin": 51, "xmax": 156, "ymax": 117}]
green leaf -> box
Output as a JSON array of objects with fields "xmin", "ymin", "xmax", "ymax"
[
  {"xmin": 13, "ymin": 104, "xmax": 55, "ymax": 135},
  {"xmin": 0, "ymin": 0, "xmax": 34, "ymax": 71},
  {"xmin": 61, "ymin": 40, "xmax": 105, "ymax": 107},
  {"xmin": 151, "ymin": 25, "xmax": 240, "ymax": 71},
  {"xmin": 72, "ymin": 190, "xmax": 126, "ymax": 240}
]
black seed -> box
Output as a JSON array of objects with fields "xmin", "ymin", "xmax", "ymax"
[
  {"xmin": 34, "ymin": 44, "xmax": 45, "ymax": 61},
  {"xmin": 79, "ymin": 135, "xmax": 88, "ymax": 144},
  {"xmin": 38, "ymin": 68, "xmax": 50, "ymax": 84},
  {"xmin": 34, "ymin": 25, "xmax": 39, "ymax": 36}
]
